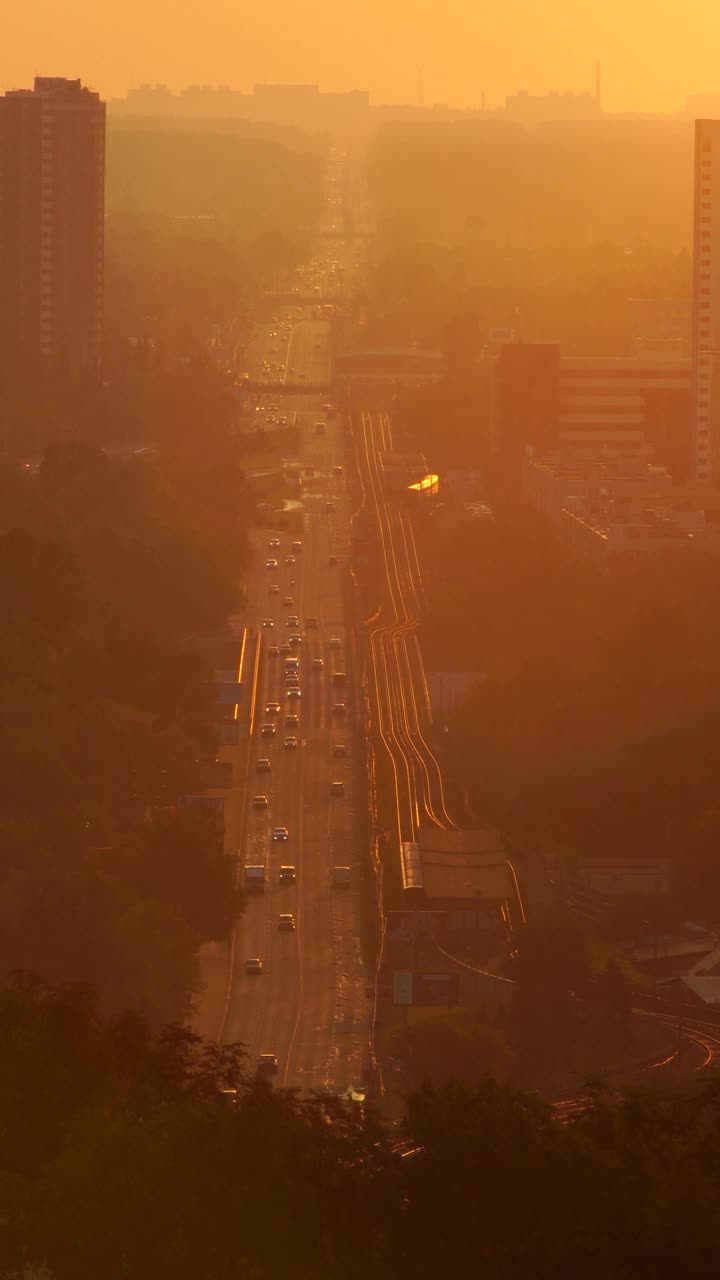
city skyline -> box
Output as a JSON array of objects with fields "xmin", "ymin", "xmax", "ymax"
[{"xmin": 5, "ymin": 0, "xmax": 720, "ymax": 114}]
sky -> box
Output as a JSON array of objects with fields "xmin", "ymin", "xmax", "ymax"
[{"xmin": 3, "ymin": 0, "xmax": 720, "ymax": 111}]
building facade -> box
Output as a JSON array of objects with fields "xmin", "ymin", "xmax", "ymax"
[
  {"xmin": 0, "ymin": 77, "xmax": 105, "ymax": 376},
  {"xmin": 691, "ymin": 119, "xmax": 720, "ymax": 484},
  {"xmin": 496, "ymin": 345, "xmax": 692, "ymax": 481}
]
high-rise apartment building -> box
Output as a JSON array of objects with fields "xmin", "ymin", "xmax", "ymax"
[
  {"xmin": 691, "ymin": 119, "xmax": 720, "ymax": 483},
  {"xmin": 0, "ymin": 77, "xmax": 105, "ymax": 376}
]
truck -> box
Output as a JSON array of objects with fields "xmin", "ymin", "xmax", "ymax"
[{"xmin": 244, "ymin": 864, "xmax": 267, "ymax": 892}]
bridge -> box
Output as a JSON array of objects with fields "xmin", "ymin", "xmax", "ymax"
[
  {"xmin": 248, "ymin": 381, "xmax": 332, "ymax": 396},
  {"xmin": 263, "ymin": 294, "xmax": 345, "ymax": 308}
]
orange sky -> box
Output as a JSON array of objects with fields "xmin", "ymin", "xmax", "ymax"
[{"xmin": 4, "ymin": 0, "xmax": 720, "ymax": 110}]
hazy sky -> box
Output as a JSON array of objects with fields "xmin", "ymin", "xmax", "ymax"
[{"xmin": 4, "ymin": 0, "xmax": 720, "ymax": 110}]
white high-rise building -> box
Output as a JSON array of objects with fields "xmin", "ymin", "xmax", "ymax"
[{"xmin": 692, "ymin": 119, "xmax": 720, "ymax": 483}]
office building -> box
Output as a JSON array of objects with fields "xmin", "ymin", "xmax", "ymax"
[
  {"xmin": 496, "ymin": 345, "xmax": 692, "ymax": 481},
  {"xmin": 0, "ymin": 77, "xmax": 105, "ymax": 375},
  {"xmin": 691, "ymin": 119, "xmax": 720, "ymax": 483}
]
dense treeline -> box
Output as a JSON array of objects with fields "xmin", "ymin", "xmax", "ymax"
[
  {"xmin": 0, "ymin": 443, "xmax": 246, "ymax": 1021},
  {"xmin": 366, "ymin": 122, "xmax": 691, "ymax": 355},
  {"xmin": 372, "ymin": 120, "xmax": 692, "ymax": 249},
  {"xmin": 3, "ymin": 976, "xmax": 720, "ymax": 1278},
  {"xmin": 415, "ymin": 502, "xmax": 720, "ymax": 920},
  {"xmin": 107, "ymin": 121, "xmax": 327, "ymax": 231}
]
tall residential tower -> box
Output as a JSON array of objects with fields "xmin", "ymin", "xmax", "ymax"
[
  {"xmin": 692, "ymin": 119, "xmax": 720, "ymax": 483},
  {"xmin": 0, "ymin": 77, "xmax": 105, "ymax": 376}
]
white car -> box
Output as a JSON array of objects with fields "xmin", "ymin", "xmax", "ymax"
[{"xmin": 272, "ymin": 827, "xmax": 289, "ymax": 841}]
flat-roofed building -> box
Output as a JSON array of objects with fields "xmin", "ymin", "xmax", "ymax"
[{"xmin": 496, "ymin": 346, "xmax": 692, "ymax": 481}]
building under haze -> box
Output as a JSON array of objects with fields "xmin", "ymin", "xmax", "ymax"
[
  {"xmin": 496, "ymin": 344, "xmax": 692, "ymax": 481},
  {"xmin": 0, "ymin": 77, "xmax": 105, "ymax": 376},
  {"xmin": 692, "ymin": 119, "xmax": 720, "ymax": 484}
]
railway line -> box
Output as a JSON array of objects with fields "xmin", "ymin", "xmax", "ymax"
[{"xmin": 353, "ymin": 406, "xmax": 456, "ymax": 842}]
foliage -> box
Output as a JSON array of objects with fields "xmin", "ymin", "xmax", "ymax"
[
  {"xmin": 4, "ymin": 979, "xmax": 720, "ymax": 1276},
  {"xmin": 0, "ymin": 443, "xmax": 246, "ymax": 1022},
  {"xmin": 390, "ymin": 1006, "xmax": 509, "ymax": 1088}
]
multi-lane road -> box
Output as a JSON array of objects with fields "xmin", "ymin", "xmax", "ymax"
[{"xmin": 207, "ymin": 226, "xmax": 371, "ymax": 1094}]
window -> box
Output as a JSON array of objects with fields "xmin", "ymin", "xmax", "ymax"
[
  {"xmin": 703, "ymin": 142, "xmax": 713, "ymax": 151},
  {"xmin": 702, "ymin": 203, "xmax": 713, "ymax": 209},
  {"xmin": 702, "ymin": 217, "xmax": 712, "ymax": 224}
]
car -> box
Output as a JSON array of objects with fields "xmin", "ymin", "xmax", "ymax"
[
  {"xmin": 266, "ymin": 415, "xmax": 276, "ymax": 425},
  {"xmin": 333, "ymin": 466, "xmax": 342, "ymax": 476},
  {"xmin": 265, "ymin": 701, "xmax": 281, "ymax": 714},
  {"xmin": 261, "ymin": 723, "xmax": 276, "ymax": 737},
  {"xmin": 283, "ymin": 596, "xmax": 294, "ymax": 607},
  {"xmin": 286, "ymin": 615, "xmax": 300, "ymax": 628},
  {"xmin": 256, "ymin": 1053, "xmax": 278, "ymax": 1075},
  {"xmin": 291, "ymin": 540, "xmax": 302, "ymax": 551},
  {"xmin": 245, "ymin": 957, "xmax": 263, "ymax": 975},
  {"xmin": 283, "ymin": 736, "xmax": 298, "ymax": 750},
  {"xmin": 305, "ymin": 616, "xmax": 319, "ymax": 630},
  {"xmin": 325, "ymin": 501, "xmax": 336, "ymax": 513},
  {"xmin": 256, "ymin": 758, "xmax": 272, "ymax": 773},
  {"xmin": 285, "ymin": 677, "xmax": 300, "ymax": 690},
  {"xmin": 315, "ymin": 421, "xmax": 326, "ymax": 435},
  {"xmin": 266, "ymin": 558, "xmax": 278, "ymax": 569},
  {"xmin": 285, "ymin": 555, "xmax": 296, "ymax": 567},
  {"xmin": 332, "ymin": 703, "xmax": 346, "ymax": 717},
  {"xmin": 272, "ymin": 827, "xmax": 289, "ymax": 841},
  {"xmin": 279, "ymin": 865, "xmax": 296, "ymax": 883},
  {"xmin": 268, "ymin": 644, "xmax": 279, "ymax": 658},
  {"xmin": 330, "ymin": 780, "xmax": 345, "ymax": 796},
  {"xmin": 252, "ymin": 795, "xmax": 269, "ymax": 809},
  {"xmin": 278, "ymin": 913, "xmax": 296, "ymax": 931},
  {"xmin": 286, "ymin": 688, "xmax": 302, "ymax": 700},
  {"xmin": 277, "ymin": 415, "xmax": 288, "ymax": 426},
  {"xmin": 288, "ymin": 633, "xmax": 302, "ymax": 646},
  {"xmin": 312, "ymin": 657, "xmax": 324, "ymax": 671},
  {"xmin": 328, "ymin": 637, "xmax": 343, "ymax": 650},
  {"xmin": 262, "ymin": 619, "xmax": 275, "ymax": 629},
  {"xmin": 285, "ymin": 713, "xmax": 299, "ymax": 729},
  {"xmin": 269, "ymin": 537, "xmax": 280, "ymax": 548},
  {"xmin": 279, "ymin": 642, "xmax": 292, "ymax": 655},
  {"xmin": 269, "ymin": 583, "xmax": 280, "ymax": 594},
  {"xmin": 333, "ymin": 743, "xmax": 347, "ymax": 758}
]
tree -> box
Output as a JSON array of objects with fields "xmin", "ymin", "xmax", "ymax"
[{"xmin": 391, "ymin": 1006, "xmax": 508, "ymax": 1088}]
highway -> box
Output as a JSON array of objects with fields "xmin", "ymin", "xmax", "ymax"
[{"xmin": 217, "ymin": 214, "xmax": 371, "ymax": 1093}]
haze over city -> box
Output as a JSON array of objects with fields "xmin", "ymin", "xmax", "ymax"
[
  {"xmin": 5, "ymin": 0, "xmax": 720, "ymax": 110},
  {"xmin": 6, "ymin": 2, "xmax": 720, "ymax": 1273}
]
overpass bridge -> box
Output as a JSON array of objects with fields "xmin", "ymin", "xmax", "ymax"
[
  {"xmin": 248, "ymin": 381, "xmax": 332, "ymax": 395},
  {"xmin": 263, "ymin": 294, "xmax": 345, "ymax": 308}
]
